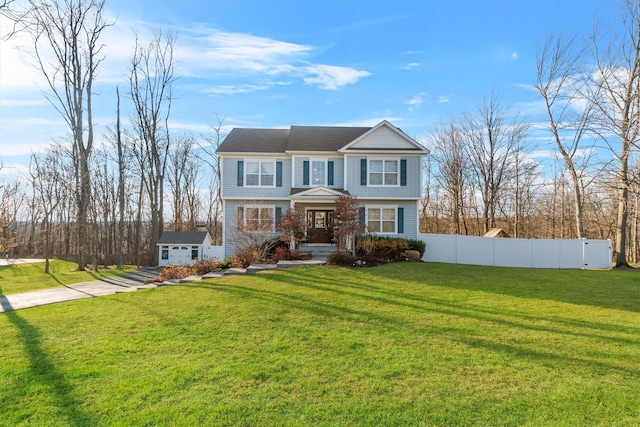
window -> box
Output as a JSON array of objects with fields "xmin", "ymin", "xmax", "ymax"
[
  {"xmin": 191, "ymin": 246, "xmax": 199, "ymax": 260},
  {"xmin": 243, "ymin": 205, "xmax": 275, "ymax": 232},
  {"xmin": 311, "ymin": 160, "xmax": 326, "ymax": 186},
  {"xmin": 245, "ymin": 161, "xmax": 275, "ymax": 187},
  {"xmin": 161, "ymin": 246, "xmax": 169, "ymax": 260},
  {"xmin": 367, "ymin": 207, "xmax": 397, "ymax": 234},
  {"xmin": 369, "ymin": 159, "xmax": 398, "ymax": 186}
]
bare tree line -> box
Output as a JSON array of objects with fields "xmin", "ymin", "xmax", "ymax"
[
  {"xmin": 2, "ymin": 0, "xmax": 640, "ymax": 268},
  {"xmin": 0, "ymin": 0, "xmax": 224, "ymax": 269}
]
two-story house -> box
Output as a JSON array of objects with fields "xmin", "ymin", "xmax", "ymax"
[{"xmin": 216, "ymin": 120, "xmax": 427, "ymax": 258}]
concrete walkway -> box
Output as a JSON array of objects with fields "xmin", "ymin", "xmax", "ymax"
[{"xmin": 0, "ymin": 260, "xmax": 326, "ymax": 313}]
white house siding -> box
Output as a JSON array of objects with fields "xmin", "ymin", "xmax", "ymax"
[
  {"xmin": 359, "ymin": 199, "xmax": 419, "ymax": 240},
  {"xmin": 223, "ymin": 199, "xmax": 292, "ymax": 258},
  {"xmin": 344, "ymin": 155, "xmax": 422, "ymax": 199},
  {"xmin": 222, "ymin": 157, "xmax": 292, "ymax": 199},
  {"xmin": 292, "ymin": 156, "xmax": 344, "ymax": 188}
]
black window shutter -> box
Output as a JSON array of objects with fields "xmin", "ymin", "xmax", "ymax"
[
  {"xmin": 358, "ymin": 207, "xmax": 366, "ymax": 230},
  {"xmin": 276, "ymin": 161, "xmax": 283, "ymax": 187},
  {"xmin": 398, "ymin": 207, "xmax": 404, "ymax": 234},
  {"xmin": 237, "ymin": 160, "xmax": 244, "ymax": 187},
  {"xmin": 328, "ymin": 161, "xmax": 334, "ymax": 186},
  {"xmin": 275, "ymin": 207, "xmax": 282, "ymax": 229},
  {"xmin": 303, "ymin": 160, "xmax": 309, "ymax": 186},
  {"xmin": 400, "ymin": 159, "xmax": 407, "ymax": 186},
  {"xmin": 360, "ymin": 159, "xmax": 367, "ymax": 186}
]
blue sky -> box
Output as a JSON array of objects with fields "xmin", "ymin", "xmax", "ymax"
[{"xmin": 0, "ymin": 0, "xmax": 615, "ymax": 178}]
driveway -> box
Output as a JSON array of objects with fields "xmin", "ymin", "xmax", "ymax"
[{"xmin": 0, "ymin": 267, "xmax": 161, "ymax": 313}]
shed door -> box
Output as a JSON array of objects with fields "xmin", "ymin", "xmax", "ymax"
[{"xmin": 170, "ymin": 246, "xmax": 192, "ymax": 264}]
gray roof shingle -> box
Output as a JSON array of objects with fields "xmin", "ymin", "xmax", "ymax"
[
  {"xmin": 288, "ymin": 126, "xmax": 371, "ymax": 151},
  {"xmin": 216, "ymin": 128, "xmax": 290, "ymax": 153},
  {"xmin": 157, "ymin": 231, "xmax": 209, "ymax": 245},
  {"xmin": 216, "ymin": 125, "xmax": 372, "ymax": 153}
]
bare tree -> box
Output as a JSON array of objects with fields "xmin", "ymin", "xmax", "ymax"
[
  {"xmin": 461, "ymin": 92, "xmax": 531, "ymax": 234},
  {"xmin": 167, "ymin": 135, "xmax": 199, "ymax": 231},
  {"xmin": 198, "ymin": 116, "xmax": 227, "ymax": 245},
  {"xmin": 333, "ymin": 194, "xmax": 362, "ymax": 254},
  {"xmin": 116, "ymin": 87, "xmax": 126, "ymax": 268},
  {"xmin": 10, "ymin": 0, "xmax": 111, "ymax": 270},
  {"xmin": 129, "ymin": 29, "xmax": 177, "ymax": 263},
  {"xmin": 535, "ymin": 33, "xmax": 598, "ymax": 239},
  {"xmin": 430, "ymin": 119, "xmax": 470, "ymax": 234},
  {"xmin": 584, "ymin": 0, "xmax": 640, "ymax": 267},
  {"xmin": 30, "ymin": 148, "xmax": 65, "ymax": 273}
]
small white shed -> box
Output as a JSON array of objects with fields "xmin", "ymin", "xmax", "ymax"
[{"xmin": 157, "ymin": 231, "xmax": 213, "ymax": 267}]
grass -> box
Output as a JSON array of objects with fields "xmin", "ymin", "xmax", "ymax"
[
  {"xmin": 1, "ymin": 262, "xmax": 639, "ymax": 426},
  {"xmin": 0, "ymin": 259, "xmax": 137, "ymax": 295}
]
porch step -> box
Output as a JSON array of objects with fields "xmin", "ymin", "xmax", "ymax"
[{"xmin": 300, "ymin": 245, "xmax": 337, "ymax": 260}]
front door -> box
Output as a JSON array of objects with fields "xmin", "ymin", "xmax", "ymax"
[{"xmin": 306, "ymin": 210, "xmax": 333, "ymax": 243}]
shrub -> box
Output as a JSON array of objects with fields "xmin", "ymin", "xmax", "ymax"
[
  {"xmin": 260, "ymin": 237, "xmax": 288, "ymax": 261},
  {"xmin": 270, "ymin": 246, "xmax": 301, "ymax": 263},
  {"xmin": 231, "ymin": 246, "xmax": 260, "ymax": 268},
  {"xmin": 191, "ymin": 258, "xmax": 226, "ymax": 276},
  {"xmin": 356, "ymin": 235, "xmax": 410, "ymax": 263},
  {"xmin": 407, "ymin": 239, "xmax": 426, "ymax": 258},
  {"xmin": 159, "ymin": 264, "xmax": 194, "ymax": 281},
  {"xmin": 327, "ymin": 250, "xmax": 357, "ymax": 267},
  {"xmin": 157, "ymin": 258, "xmax": 232, "ymax": 282}
]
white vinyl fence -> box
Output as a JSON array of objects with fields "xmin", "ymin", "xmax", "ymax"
[
  {"xmin": 204, "ymin": 245, "xmax": 225, "ymax": 261},
  {"xmin": 418, "ymin": 233, "xmax": 612, "ymax": 269}
]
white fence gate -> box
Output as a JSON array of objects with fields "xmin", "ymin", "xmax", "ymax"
[{"xmin": 418, "ymin": 233, "xmax": 612, "ymax": 269}]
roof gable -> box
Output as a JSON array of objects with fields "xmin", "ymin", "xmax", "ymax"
[
  {"xmin": 157, "ymin": 231, "xmax": 210, "ymax": 245},
  {"xmin": 339, "ymin": 120, "xmax": 427, "ymax": 153},
  {"xmin": 290, "ymin": 186, "xmax": 348, "ymax": 200}
]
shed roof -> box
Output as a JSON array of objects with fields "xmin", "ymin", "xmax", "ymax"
[
  {"xmin": 483, "ymin": 228, "xmax": 510, "ymax": 238},
  {"xmin": 157, "ymin": 231, "xmax": 210, "ymax": 245}
]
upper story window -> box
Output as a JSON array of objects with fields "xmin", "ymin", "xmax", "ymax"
[
  {"xmin": 245, "ymin": 161, "xmax": 275, "ymax": 187},
  {"xmin": 311, "ymin": 160, "xmax": 326, "ymax": 186},
  {"xmin": 303, "ymin": 159, "xmax": 334, "ymax": 187},
  {"xmin": 369, "ymin": 159, "xmax": 399, "ymax": 186}
]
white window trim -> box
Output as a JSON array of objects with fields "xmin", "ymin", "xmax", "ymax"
[
  {"xmin": 368, "ymin": 157, "xmax": 400, "ymax": 187},
  {"xmin": 365, "ymin": 205, "xmax": 398, "ymax": 234},
  {"xmin": 309, "ymin": 157, "xmax": 328, "ymax": 187},
  {"xmin": 243, "ymin": 204, "xmax": 276, "ymax": 233},
  {"xmin": 245, "ymin": 159, "xmax": 276, "ymax": 188}
]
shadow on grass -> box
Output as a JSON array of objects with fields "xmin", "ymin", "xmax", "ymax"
[
  {"xmin": 276, "ymin": 267, "xmax": 640, "ymax": 341},
  {"xmin": 366, "ymin": 263, "xmax": 640, "ymax": 313},
  {"xmin": 192, "ymin": 268, "xmax": 640, "ymax": 375},
  {"xmin": 0, "ymin": 286, "xmax": 94, "ymax": 425}
]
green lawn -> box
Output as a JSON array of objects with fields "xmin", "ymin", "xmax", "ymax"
[
  {"xmin": 1, "ymin": 263, "xmax": 639, "ymax": 426},
  {"xmin": 0, "ymin": 259, "xmax": 137, "ymax": 295}
]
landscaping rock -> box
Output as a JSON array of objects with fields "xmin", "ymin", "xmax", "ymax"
[{"xmin": 403, "ymin": 250, "xmax": 421, "ymax": 260}]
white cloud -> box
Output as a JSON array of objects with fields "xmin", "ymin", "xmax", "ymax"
[
  {"xmin": 302, "ymin": 64, "xmax": 372, "ymax": 90},
  {"xmin": 405, "ymin": 95, "xmax": 424, "ymax": 106},
  {"xmin": 400, "ymin": 62, "xmax": 420, "ymax": 70},
  {"xmin": 178, "ymin": 26, "xmax": 371, "ymax": 90},
  {"xmin": 438, "ymin": 96, "xmax": 450, "ymax": 104},
  {"xmin": 205, "ymin": 84, "xmax": 271, "ymax": 95}
]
